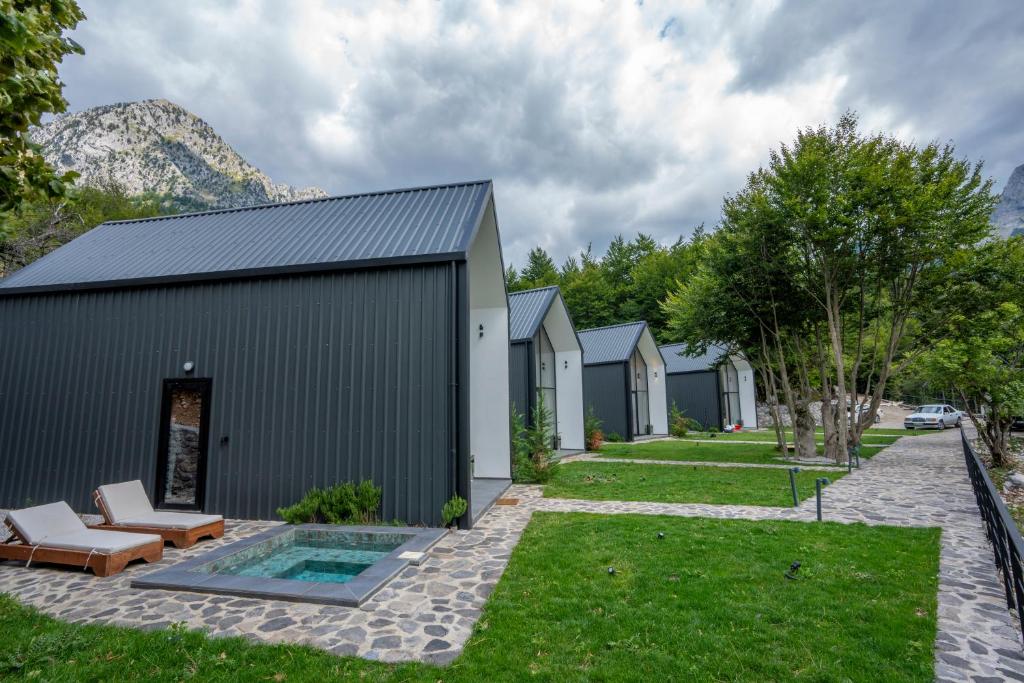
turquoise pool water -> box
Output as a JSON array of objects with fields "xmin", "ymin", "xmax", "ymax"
[{"xmin": 204, "ymin": 531, "xmax": 405, "ymax": 584}]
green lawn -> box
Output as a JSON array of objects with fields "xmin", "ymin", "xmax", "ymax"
[
  {"xmin": 597, "ymin": 439, "xmax": 886, "ymax": 464},
  {"xmin": 681, "ymin": 430, "xmax": 902, "ymax": 445},
  {"xmin": 0, "ymin": 513, "xmax": 939, "ymax": 682},
  {"xmin": 545, "ymin": 461, "xmax": 846, "ymax": 506}
]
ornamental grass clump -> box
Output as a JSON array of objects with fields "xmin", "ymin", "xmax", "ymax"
[{"xmin": 277, "ymin": 480, "xmax": 383, "ymax": 525}]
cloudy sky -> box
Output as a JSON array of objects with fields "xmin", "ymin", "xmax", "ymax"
[{"xmin": 58, "ymin": 0, "xmax": 1024, "ymax": 267}]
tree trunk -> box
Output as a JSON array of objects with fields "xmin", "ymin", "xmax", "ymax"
[{"xmin": 793, "ymin": 401, "xmax": 818, "ymax": 460}]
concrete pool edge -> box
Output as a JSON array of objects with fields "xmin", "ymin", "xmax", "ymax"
[{"xmin": 131, "ymin": 523, "xmax": 449, "ymax": 606}]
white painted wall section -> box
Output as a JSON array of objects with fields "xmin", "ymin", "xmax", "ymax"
[
  {"xmin": 636, "ymin": 327, "xmax": 668, "ymax": 435},
  {"xmin": 541, "ymin": 292, "xmax": 584, "ymax": 450},
  {"xmin": 731, "ymin": 355, "xmax": 759, "ymax": 429},
  {"xmin": 554, "ymin": 349, "xmax": 584, "ymax": 449},
  {"xmin": 467, "ymin": 201, "xmax": 511, "ymax": 479}
]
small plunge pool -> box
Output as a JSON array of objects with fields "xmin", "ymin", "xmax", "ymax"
[{"xmin": 132, "ymin": 524, "xmax": 448, "ymax": 606}]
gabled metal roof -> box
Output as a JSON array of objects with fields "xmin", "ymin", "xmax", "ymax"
[
  {"xmin": 660, "ymin": 342, "xmax": 728, "ymax": 373},
  {"xmin": 578, "ymin": 321, "xmax": 648, "ymax": 365},
  {"xmin": 508, "ymin": 286, "xmax": 559, "ymax": 342},
  {"xmin": 0, "ymin": 180, "xmax": 493, "ymax": 295}
]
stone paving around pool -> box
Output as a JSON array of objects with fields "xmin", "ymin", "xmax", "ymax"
[{"xmin": 1, "ymin": 430, "xmax": 1022, "ymax": 679}]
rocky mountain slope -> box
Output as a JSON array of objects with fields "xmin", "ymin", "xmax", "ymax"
[
  {"xmin": 993, "ymin": 163, "xmax": 1024, "ymax": 238},
  {"xmin": 31, "ymin": 99, "xmax": 325, "ymax": 211}
]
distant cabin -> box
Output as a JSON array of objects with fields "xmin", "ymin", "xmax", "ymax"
[
  {"xmin": 507, "ymin": 286, "xmax": 584, "ymax": 451},
  {"xmin": 0, "ymin": 181, "xmax": 511, "ymax": 528},
  {"xmin": 579, "ymin": 322, "xmax": 668, "ymax": 442},
  {"xmin": 660, "ymin": 343, "xmax": 759, "ymax": 430}
]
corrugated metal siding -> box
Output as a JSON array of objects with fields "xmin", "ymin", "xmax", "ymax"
[
  {"xmin": 508, "ymin": 287, "xmax": 557, "ymax": 341},
  {"xmin": 579, "ymin": 322, "xmax": 646, "ymax": 365},
  {"xmin": 0, "ymin": 181, "xmax": 491, "ymax": 292},
  {"xmin": 0, "ymin": 265, "xmax": 455, "ymax": 525},
  {"xmin": 583, "ymin": 363, "xmax": 629, "ymax": 440},
  {"xmin": 667, "ymin": 371, "xmax": 722, "ymax": 428},
  {"xmin": 509, "ymin": 341, "xmax": 533, "ymax": 420},
  {"xmin": 660, "ymin": 342, "xmax": 727, "ymax": 373}
]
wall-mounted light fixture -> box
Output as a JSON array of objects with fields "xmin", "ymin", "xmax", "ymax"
[
  {"xmin": 564, "ymin": 360, "xmax": 568, "ymax": 369},
  {"xmin": 478, "ymin": 324, "xmax": 484, "ymax": 338},
  {"xmin": 183, "ymin": 361, "xmax": 195, "ymax": 374}
]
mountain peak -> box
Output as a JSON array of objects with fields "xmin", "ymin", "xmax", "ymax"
[
  {"xmin": 993, "ymin": 163, "xmax": 1024, "ymax": 238},
  {"xmin": 31, "ymin": 99, "xmax": 326, "ymax": 211}
]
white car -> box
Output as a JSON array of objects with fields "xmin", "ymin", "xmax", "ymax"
[{"xmin": 904, "ymin": 404, "xmax": 961, "ymax": 430}]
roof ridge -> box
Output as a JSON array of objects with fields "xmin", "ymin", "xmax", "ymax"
[
  {"xmin": 578, "ymin": 320, "xmax": 647, "ymax": 334},
  {"xmin": 508, "ymin": 285, "xmax": 559, "ymax": 297},
  {"xmin": 103, "ymin": 179, "xmax": 494, "ymax": 226}
]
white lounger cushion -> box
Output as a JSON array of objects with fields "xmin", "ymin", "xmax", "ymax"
[
  {"xmin": 42, "ymin": 529, "xmax": 161, "ymax": 553},
  {"xmin": 7, "ymin": 502, "xmax": 86, "ymax": 546},
  {"xmin": 97, "ymin": 480, "xmax": 154, "ymax": 524},
  {"xmin": 118, "ymin": 512, "xmax": 222, "ymax": 530}
]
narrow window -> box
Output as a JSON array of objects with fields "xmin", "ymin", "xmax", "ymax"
[
  {"xmin": 537, "ymin": 325, "xmax": 558, "ymax": 447},
  {"xmin": 155, "ymin": 378, "xmax": 212, "ymax": 510},
  {"xmin": 631, "ymin": 349, "xmax": 650, "ymax": 436}
]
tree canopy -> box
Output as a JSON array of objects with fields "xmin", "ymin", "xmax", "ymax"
[{"xmin": 0, "ymin": 0, "xmax": 85, "ymax": 224}]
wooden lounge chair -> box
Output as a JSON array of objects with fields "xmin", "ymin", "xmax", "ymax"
[
  {"xmin": 91, "ymin": 480, "xmax": 224, "ymax": 549},
  {"xmin": 0, "ymin": 502, "xmax": 163, "ymax": 577}
]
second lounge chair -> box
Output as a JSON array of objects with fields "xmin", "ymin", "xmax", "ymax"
[{"xmin": 92, "ymin": 480, "xmax": 224, "ymax": 549}]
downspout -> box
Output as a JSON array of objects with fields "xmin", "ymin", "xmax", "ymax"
[
  {"xmin": 454, "ymin": 261, "xmax": 473, "ymax": 529},
  {"xmin": 624, "ymin": 361, "xmax": 634, "ymax": 442}
]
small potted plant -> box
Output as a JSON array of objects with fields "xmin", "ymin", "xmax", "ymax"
[{"xmin": 441, "ymin": 495, "xmax": 468, "ymax": 530}]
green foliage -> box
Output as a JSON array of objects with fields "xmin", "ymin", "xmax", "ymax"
[
  {"xmin": 662, "ymin": 112, "xmax": 998, "ymax": 459},
  {"xmin": 913, "ymin": 236, "xmax": 1024, "ymax": 465},
  {"xmin": 506, "ymin": 233, "xmax": 706, "ymax": 339},
  {"xmin": 510, "ymin": 393, "xmax": 558, "ymax": 483},
  {"xmin": 0, "ymin": 181, "xmax": 165, "ymax": 275},
  {"xmin": 276, "ymin": 481, "xmax": 382, "ymax": 525},
  {"xmin": 669, "ymin": 402, "xmax": 689, "ymax": 438},
  {"xmin": 0, "ymin": 0, "xmax": 85, "ymax": 221},
  {"xmin": 584, "ymin": 405, "xmax": 603, "ymax": 451},
  {"xmin": 441, "ymin": 495, "xmax": 467, "ymax": 527},
  {"xmin": 605, "ymin": 432, "xmax": 623, "ymax": 443}
]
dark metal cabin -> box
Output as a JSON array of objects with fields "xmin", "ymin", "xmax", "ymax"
[
  {"xmin": 660, "ymin": 342, "xmax": 759, "ymax": 430},
  {"xmin": 579, "ymin": 322, "xmax": 668, "ymax": 442},
  {"xmin": 0, "ymin": 181, "xmax": 511, "ymax": 528},
  {"xmin": 507, "ymin": 286, "xmax": 584, "ymax": 451}
]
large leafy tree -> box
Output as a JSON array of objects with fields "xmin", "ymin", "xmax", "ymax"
[
  {"xmin": 914, "ymin": 237, "xmax": 1024, "ymax": 466},
  {"xmin": 663, "ymin": 114, "xmax": 996, "ymax": 460},
  {"xmin": 0, "ymin": 0, "xmax": 85, "ymax": 229}
]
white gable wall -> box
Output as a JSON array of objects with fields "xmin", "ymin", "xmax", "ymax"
[
  {"xmin": 468, "ymin": 201, "xmax": 511, "ymax": 479},
  {"xmin": 541, "ymin": 295, "xmax": 584, "ymax": 450},
  {"xmin": 636, "ymin": 327, "xmax": 669, "ymax": 435},
  {"xmin": 731, "ymin": 355, "xmax": 759, "ymax": 429}
]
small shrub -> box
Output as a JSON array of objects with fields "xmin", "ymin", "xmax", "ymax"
[
  {"xmin": 441, "ymin": 495, "xmax": 468, "ymax": 527},
  {"xmin": 511, "ymin": 393, "xmax": 558, "ymax": 483},
  {"xmin": 584, "ymin": 406, "xmax": 604, "ymax": 451},
  {"xmin": 606, "ymin": 432, "xmax": 623, "ymax": 443},
  {"xmin": 276, "ymin": 480, "xmax": 383, "ymax": 525},
  {"xmin": 686, "ymin": 418, "xmax": 703, "ymax": 432},
  {"xmin": 669, "ymin": 402, "xmax": 689, "ymax": 438}
]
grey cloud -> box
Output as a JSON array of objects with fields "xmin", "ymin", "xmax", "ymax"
[{"xmin": 52, "ymin": 1, "xmax": 1024, "ymax": 267}]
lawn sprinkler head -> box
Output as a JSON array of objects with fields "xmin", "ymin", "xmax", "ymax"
[
  {"xmin": 608, "ymin": 567, "xmax": 616, "ymax": 575},
  {"xmin": 785, "ymin": 560, "xmax": 802, "ymax": 580},
  {"xmin": 657, "ymin": 532, "xmax": 665, "ymax": 540}
]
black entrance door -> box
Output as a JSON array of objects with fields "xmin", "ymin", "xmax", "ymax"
[{"xmin": 155, "ymin": 378, "xmax": 212, "ymax": 511}]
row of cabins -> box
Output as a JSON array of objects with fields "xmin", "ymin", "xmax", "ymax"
[{"xmin": 0, "ymin": 181, "xmax": 755, "ymax": 529}]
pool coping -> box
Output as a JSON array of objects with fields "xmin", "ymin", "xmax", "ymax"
[{"xmin": 131, "ymin": 524, "xmax": 449, "ymax": 606}]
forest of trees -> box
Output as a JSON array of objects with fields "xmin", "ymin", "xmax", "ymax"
[{"xmin": 505, "ymin": 231, "xmax": 710, "ymax": 341}]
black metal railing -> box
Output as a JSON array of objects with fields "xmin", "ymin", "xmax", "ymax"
[{"xmin": 961, "ymin": 428, "xmax": 1024, "ymax": 642}]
